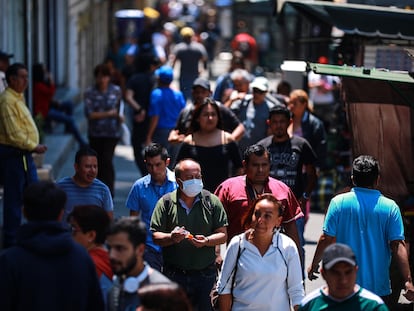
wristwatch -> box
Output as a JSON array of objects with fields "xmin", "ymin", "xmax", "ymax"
[{"xmin": 302, "ymin": 192, "xmax": 310, "ymax": 200}]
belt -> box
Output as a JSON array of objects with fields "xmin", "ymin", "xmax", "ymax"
[{"xmin": 164, "ymin": 264, "xmax": 215, "ymax": 276}]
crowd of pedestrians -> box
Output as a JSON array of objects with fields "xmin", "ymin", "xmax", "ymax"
[{"xmin": 0, "ymin": 5, "xmax": 413, "ymax": 310}]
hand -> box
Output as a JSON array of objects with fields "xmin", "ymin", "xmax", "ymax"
[
  {"xmin": 33, "ymin": 144, "xmax": 47, "ymax": 154},
  {"xmin": 170, "ymin": 226, "xmax": 187, "ymax": 244},
  {"xmin": 133, "ymin": 109, "xmax": 146, "ymax": 123},
  {"xmin": 215, "ymin": 254, "xmax": 223, "ymax": 270},
  {"xmin": 307, "ymin": 264, "xmax": 320, "ymax": 281},
  {"xmin": 190, "ymin": 235, "xmax": 209, "ymax": 248},
  {"xmin": 403, "ymin": 281, "xmax": 414, "ymax": 301},
  {"xmin": 168, "ymin": 130, "xmax": 185, "ymax": 144}
]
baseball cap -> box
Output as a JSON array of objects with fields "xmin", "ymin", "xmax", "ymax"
[
  {"xmin": 250, "ymin": 76, "xmax": 269, "ymax": 92},
  {"xmin": 0, "ymin": 50, "xmax": 13, "ymax": 60},
  {"xmin": 192, "ymin": 77, "xmax": 210, "ymax": 90},
  {"xmin": 322, "ymin": 243, "xmax": 357, "ymax": 270},
  {"xmin": 155, "ymin": 65, "xmax": 173, "ymax": 84},
  {"xmin": 180, "ymin": 27, "xmax": 195, "ymax": 38}
]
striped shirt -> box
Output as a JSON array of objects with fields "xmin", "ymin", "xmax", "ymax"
[{"xmin": 57, "ymin": 176, "xmax": 113, "ymax": 222}]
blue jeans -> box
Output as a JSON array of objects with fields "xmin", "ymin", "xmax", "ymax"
[
  {"xmin": 0, "ymin": 145, "xmax": 38, "ymax": 247},
  {"xmin": 47, "ymin": 104, "xmax": 87, "ymax": 147},
  {"xmin": 163, "ymin": 265, "xmax": 216, "ymax": 311}
]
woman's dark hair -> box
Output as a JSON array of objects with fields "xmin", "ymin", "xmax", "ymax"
[
  {"xmin": 138, "ymin": 283, "xmax": 193, "ymax": 311},
  {"xmin": 93, "ymin": 63, "xmax": 111, "ymax": 77},
  {"xmin": 242, "ymin": 193, "xmax": 285, "ymax": 230},
  {"xmin": 189, "ymin": 97, "xmax": 223, "ymax": 133},
  {"xmin": 68, "ymin": 205, "xmax": 110, "ymax": 244}
]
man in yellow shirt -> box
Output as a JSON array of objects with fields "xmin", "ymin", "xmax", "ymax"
[{"xmin": 0, "ymin": 63, "xmax": 47, "ymax": 248}]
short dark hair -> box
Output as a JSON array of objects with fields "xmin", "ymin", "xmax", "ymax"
[
  {"xmin": 243, "ymin": 144, "xmax": 269, "ymax": 164},
  {"xmin": 107, "ymin": 217, "xmax": 146, "ymax": 248},
  {"xmin": 189, "ymin": 98, "xmax": 223, "ymax": 132},
  {"xmin": 144, "ymin": 143, "xmax": 169, "ymax": 161},
  {"xmin": 24, "ymin": 181, "xmax": 67, "ymax": 221},
  {"xmin": 93, "ymin": 63, "xmax": 111, "ymax": 77},
  {"xmin": 138, "ymin": 283, "xmax": 193, "ymax": 311},
  {"xmin": 5, "ymin": 63, "xmax": 27, "ymax": 84},
  {"xmin": 75, "ymin": 146, "xmax": 97, "ymax": 165},
  {"xmin": 68, "ymin": 205, "xmax": 110, "ymax": 244},
  {"xmin": 242, "ymin": 193, "xmax": 285, "ymax": 230},
  {"xmin": 268, "ymin": 106, "xmax": 291, "ymax": 120},
  {"xmin": 352, "ymin": 155, "xmax": 380, "ymax": 187}
]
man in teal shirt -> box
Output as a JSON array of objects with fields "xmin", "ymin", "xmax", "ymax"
[{"xmin": 300, "ymin": 243, "xmax": 389, "ymax": 311}]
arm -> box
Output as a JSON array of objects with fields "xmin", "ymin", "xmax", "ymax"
[
  {"xmin": 190, "ymin": 226, "xmax": 227, "ymax": 248},
  {"xmin": 152, "ymin": 226, "xmax": 187, "ymax": 247},
  {"xmin": 390, "ymin": 240, "xmax": 414, "ymax": 301},
  {"xmin": 231, "ymin": 123, "xmax": 245, "ymax": 142},
  {"xmin": 283, "ymin": 221, "xmax": 302, "ymax": 266},
  {"xmin": 218, "ymin": 294, "xmax": 232, "ymax": 311},
  {"xmin": 307, "ymin": 233, "xmax": 336, "ymax": 280},
  {"xmin": 145, "ymin": 115, "xmax": 159, "ymax": 146},
  {"xmin": 168, "ymin": 129, "xmax": 186, "ymax": 144}
]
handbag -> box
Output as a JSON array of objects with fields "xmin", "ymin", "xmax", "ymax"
[{"xmin": 210, "ymin": 236, "xmax": 242, "ymax": 310}]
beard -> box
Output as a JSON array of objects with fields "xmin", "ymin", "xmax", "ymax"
[{"xmin": 111, "ymin": 254, "xmax": 137, "ymax": 276}]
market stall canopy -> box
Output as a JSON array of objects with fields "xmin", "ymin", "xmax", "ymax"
[
  {"xmin": 277, "ymin": 0, "xmax": 414, "ymax": 40},
  {"xmin": 308, "ymin": 62, "xmax": 414, "ymax": 205}
]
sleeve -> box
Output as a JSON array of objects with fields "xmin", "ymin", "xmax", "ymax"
[
  {"xmin": 125, "ymin": 183, "xmax": 139, "ymax": 212},
  {"xmin": 150, "ymin": 197, "xmax": 169, "ymax": 233},
  {"xmin": 220, "ymin": 106, "xmax": 241, "ymax": 133},
  {"xmin": 387, "ymin": 200, "xmax": 405, "ymax": 242},
  {"xmin": 323, "ymin": 198, "xmax": 339, "ymax": 237},
  {"xmin": 211, "ymin": 193, "xmax": 229, "ymax": 228},
  {"xmin": 83, "ymin": 89, "xmax": 94, "ymax": 117},
  {"xmin": 148, "ymin": 89, "xmax": 161, "ymax": 117},
  {"xmin": 302, "ymin": 139, "xmax": 317, "ymax": 165},
  {"xmin": 216, "ymin": 237, "xmax": 240, "ymax": 294},
  {"xmin": 284, "ymin": 237, "xmax": 305, "ymax": 306},
  {"xmin": 103, "ymin": 187, "xmax": 114, "ymax": 212},
  {"xmin": 281, "ymin": 187, "xmax": 303, "ymax": 223}
]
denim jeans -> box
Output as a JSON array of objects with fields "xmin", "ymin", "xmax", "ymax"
[
  {"xmin": 0, "ymin": 145, "xmax": 38, "ymax": 247},
  {"xmin": 163, "ymin": 265, "xmax": 216, "ymax": 311}
]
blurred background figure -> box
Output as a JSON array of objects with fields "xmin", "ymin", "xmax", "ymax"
[
  {"xmin": 32, "ymin": 63, "xmax": 88, "ymax": 148},
  {"xmin": 84, "ymin": 63, "xmax": 123, "ymax": 197},
  {"xmin": 231, "ymin": 30, "xmax": 258, "ymax": 72},
  {"xmin": 213, "ymin": 50, "xmax": 245, "ymax": 104},
  {"xmin": 137, "ymin": 283, "xmax": 193, "ymax": 311},
  {"xmin": 170, "ymin": 26, "xmax": 208, "ymax": 102},
  {"xmin": 0, "ymin": 50, "xmax": 13, "ymax": 93}
]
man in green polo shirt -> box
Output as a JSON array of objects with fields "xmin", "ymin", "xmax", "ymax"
[
  {"xmin": 299, "ymin": 243, "xmax": 389, "ymax": 311},
  {"xmin": 151, "ymin": 158, "xmax": 228, "ymax": 311}
]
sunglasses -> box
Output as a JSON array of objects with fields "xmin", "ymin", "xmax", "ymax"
[{"xmin": 253, "ymin": 88, "xmax": 266, "ymax": 94}]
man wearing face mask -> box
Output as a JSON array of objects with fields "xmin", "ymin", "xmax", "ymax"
[{"xmin": 151, "ymin": 158, "xmax": 228, "ymax": 311}]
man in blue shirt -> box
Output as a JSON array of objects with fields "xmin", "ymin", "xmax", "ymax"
[
  {"xmin": 126, "ymin": 143, "xmax": 177, "ymax": 271},
  {"xmin": 145, "ymin": 65, "xmax": 185, "ymax": 158},
  {"xmin": 307, "ymin": 155, "xmax": 414, "ymax": 308}
]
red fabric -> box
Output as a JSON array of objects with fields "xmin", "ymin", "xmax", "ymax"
[
  {"xmin": 215, "ymin": 175, "xmax": 303, "ymax": 242},
  {"xmin": 230, "ymin": 33, "xmax": 258, "ymax": 63},
  {"xmin": 89, "ymin": 247, "xmax": 113, "ymax": 280},
  {"xmin": 33, "ymin": 81, "xmax": 56, "ymax": 118}
]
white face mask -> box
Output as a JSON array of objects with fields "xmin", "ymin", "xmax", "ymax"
[{"xmin": 180, "ymin": 178, "xmax": 203, "ymax": 197}]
